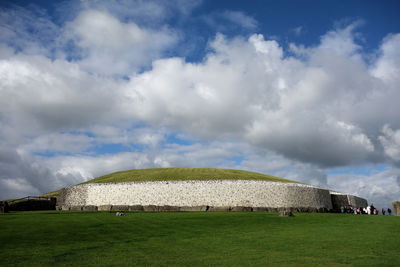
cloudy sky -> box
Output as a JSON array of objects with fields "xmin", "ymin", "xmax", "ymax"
[{"xmin": 1, "ymin": 0, "xmax": 399, "ymax": 208}]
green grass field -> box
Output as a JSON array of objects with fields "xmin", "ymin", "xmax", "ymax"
[{"xmin": 1, "ymin": 211, "xmax": 398, "ymax": 266}]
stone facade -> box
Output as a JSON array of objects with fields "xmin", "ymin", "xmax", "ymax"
[
  {"xmin": 330, "ymin": 192, "xmax": 368, "ymax": 211},
  {"xmin": 58, "ymin": 180, "xmax": 366, "ymax": 212},
  {"xmin": 393, "ymin": 201, "xmax": 400, "ymax": 216}
]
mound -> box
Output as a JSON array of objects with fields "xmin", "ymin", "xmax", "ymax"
[
  {"xmin": 84, "ymin": 168, "xmax": 298, "ymax": 184},
  {"xmin": 52, "ymin": 168, "xmax": 368, "ymax": 212},
  {"xmin": 42, "ymin": 168, "xmax": 297, "ymax": 197}
]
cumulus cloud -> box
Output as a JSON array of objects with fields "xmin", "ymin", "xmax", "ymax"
[
  {"xmin": 0, "ymin": 2, "xmax": 399, "ymax": 208},
  {"xmin": 64, "ymin": 9, "xmax": 177, "ymax": 76},
  {"xmin": 379, "ymin": 125, "xmax": 400, "ymax": 162},
  {"xmin": 0, "ymin": 54, "xmax": 122, "ymax": 133},
  {"xmin": 124, "ymin": 27, "xmax": 399, "ymax": 167},
  {"xmin": 371, "ymin": 34, "xmax": 400, "ymax": 83},
  {"xmin": 20, "ymin": 133, "xmax": 93, "ymax": 154},
  {"xmin": 0, "ymin": 147, "xmax": 55, "ymax": 199},
  {"xmin": 22, "ymin": 141, "xmax": 329, "ymax": 194},
  {"xmin": 328, "ymin": 168, "xmax": 400, "ymax": 208}
]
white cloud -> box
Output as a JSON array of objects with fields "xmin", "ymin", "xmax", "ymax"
[
  {"xmin": 124, "ymin": 27, "xmax": 397, "ymax": 167},
  {"xmin": 379, "ymin": 125, "xmax": 400, "ymax": 162},
  {"xmin": 64, "ymin": 9, "xmax": 177, "ymax": 75},
  {"xmin": 328, "ymin": 168, "xmax": 400, "ymax": 209},
  {"xmin": 371, "ymin": 34, "xmax": 400, "ymax": 83},
  {"xmin": 0, "ymin": 2, "xmax": 399, "ymax": 208},
  {"xmin": 0, "ymin": 54, "xmax": 122, "ymax": 133},
  {"xmin": 0, "ymin": 178, "xmax": 41, "ymax": 200},
  {"xmin": 222, "ymin": 11, "xmax": 258, "ymax": 30},
  {"xmin": 75, "ymin": 0, "xmax": 202, "ymax": 24},
  {"xmin": 292, "ymin": 26, "xmax": 304, "ymax": 36},
  {"xmin": 0, "ymin": 147, "xmax": 55, "ymax": 199},
  {"xmin": 46, "ymin": 152, "xmax": 152, "ymax": 182},
  {"xmin": 202, "ymin": 10, "xmax": 257, "ymax": 33},
  {"xmin": 20, "ymin": 133, "xmax": 93, "ymax": 154},
  {"xmin": 317, "ymin": 22, "xmax": 362, "ymax": 57},
  {"xmin": 33, "ymin": 141, "xmax": 330, "ymax": 191}
]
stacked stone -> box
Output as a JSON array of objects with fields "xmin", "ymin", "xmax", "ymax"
[
  {"xmin": 58, "ymin": 180, "xmax": 337, "ymax": 211},
  {"xmin": 330, "ymin": 191, "xmax": 368, "ymax": 211},
  {"xmin": 393, "ymin": 201, "xmax": 400, "ymax": 216}
]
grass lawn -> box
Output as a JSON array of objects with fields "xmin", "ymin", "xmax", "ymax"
[{"xmin": 0, "ymin": 211, "xmax": 398, "ymax": 266}]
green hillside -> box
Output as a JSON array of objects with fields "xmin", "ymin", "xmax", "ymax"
[{"xmin": 82, "ymin": 168, "xmax": 296, "ymax": 184}]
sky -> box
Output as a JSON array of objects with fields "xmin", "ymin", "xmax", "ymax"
[{"xmin": 0, "ymin": 0, "xmax": 399, "ymax": 209}]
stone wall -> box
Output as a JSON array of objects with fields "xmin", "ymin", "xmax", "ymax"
[
  {"xmin": 347, "ymin": 194, "xmax": 368, "ymax": 208},
  {"xmin": 59, "ymin": 180, "xmax": 336, "ymax": 211},
  {"xmin": 393, "ymin": 201, "xmax": 400, "ymax": 216},
  {"xmin": 7, "ymin": 198, "xmax": 57, "ymax": 211},
  {"xmin": 330, "ymin": 192, "xmax": 368, "ymax": 211}
]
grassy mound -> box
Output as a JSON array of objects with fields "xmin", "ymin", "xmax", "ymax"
[
  {"xmin": 82, "ymin": 168, "xmax": 296, "ymax": 184},
  {"xmin": 40, "ymin": 168, "xmax": 297, "ymax": 197}
]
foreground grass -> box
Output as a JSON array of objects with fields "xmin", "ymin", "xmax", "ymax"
[{"xmin": 0, "ymin": 211, "xmax": 398, "ymax": 266}]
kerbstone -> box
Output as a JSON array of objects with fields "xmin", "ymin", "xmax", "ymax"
[
  {"xmin": 129, "ymin": 205, "xmax": 144, "ymax": 211},
  {"xmin": 69, "ymin": 206, "xmax": 82, "ymax": 211},
  {"xmin": 82, "ymin": 205, "xmax": 98, "ymax": 211},
  {"xmin": 98, "ymin": 205, "xmax": 112, "ymax": 211},
  {"xmin": 111, "ymin": 205, "xmax": 130, "ymax": 211}
]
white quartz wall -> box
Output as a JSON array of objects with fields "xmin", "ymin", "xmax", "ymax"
[{"xmin": 61, "ymin": 180, "xmax": 333, "ymax": 209}]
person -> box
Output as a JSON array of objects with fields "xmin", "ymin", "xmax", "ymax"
[
  {"xmin": 370, "ymin": 204, "xmax": 375, "ymax": 215},
  {"xmin": 388, "ymin": 208, "xmax": 392, "ymax": 215},
  {"xmin": 367, "ymin": 206, "xmax": 371, "ymax": 215},
  {"xmin": 382, "ymin": 208, "xmax": 386, "ymax": 215}
]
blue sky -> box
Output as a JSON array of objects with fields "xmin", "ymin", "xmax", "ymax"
[{"xmin": 0, "ymin": 0, "xmax": 399, "ymax": 208}]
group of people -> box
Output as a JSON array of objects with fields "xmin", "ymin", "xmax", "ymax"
[{"xmin": 340, "ymin": 204, "xmax": 392, "ymax": 215}]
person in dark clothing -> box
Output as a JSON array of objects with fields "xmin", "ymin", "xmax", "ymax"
[
  {"xmin": 382, "ymin": 208, "xmax": 386, "ymax": 215},
  {"xmin": 388, "ymin": 208, "xmax": 392, "ymax": 215},
  {"xmin": 370, "ymin": 204, "xmax": 375, "ymax": 215}
]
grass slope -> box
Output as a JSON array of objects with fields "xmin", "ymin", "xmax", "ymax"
[
  {"xmin": 84, "ymin": 167, "xmax": 295, "ymax": 184},
  {"xmin": 0, "ymin": 211, "xmax": 398, "ymax": 266}
]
